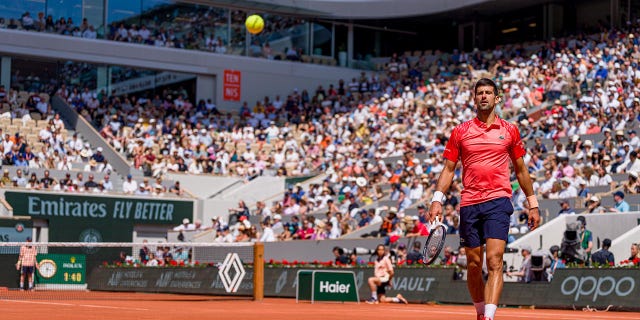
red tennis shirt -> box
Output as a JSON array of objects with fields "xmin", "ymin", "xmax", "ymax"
[{"xmin": 442, "ymin": 116, "xmax": 526, "ymax": 207}]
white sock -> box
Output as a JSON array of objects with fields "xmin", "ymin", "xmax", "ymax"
[
  {"xmin": 474, "ymin": 301, "xmax": 485, "ymax": 315},
  {"xmin": 485, "ymin": 304, "xmax": 497, "ymax": 319},
  {"xmin": 372, "ymin": 292, "xmax": 378, "ymax": 300}
]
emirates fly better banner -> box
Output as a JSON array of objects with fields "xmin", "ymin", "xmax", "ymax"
[{"xmin": 5, "ymin": 191, "xmax": 193, "ymax": 243}]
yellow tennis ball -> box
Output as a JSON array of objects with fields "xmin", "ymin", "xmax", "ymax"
[{"xmin": 245, "ymin": 15, "xmax": 264, "ymax": 35}]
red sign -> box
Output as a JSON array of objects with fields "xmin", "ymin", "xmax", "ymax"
[{"xmin": 223, "ymin": 70, "xmax": 241, "ymax": 101}]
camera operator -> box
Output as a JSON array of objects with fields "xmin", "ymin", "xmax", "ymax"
[
  {"xmin": 506, "ymin": 245, "xmax": 533, "ymax": 283},
  {"xmin": 547, "ymin": 245, "xmax": 565, "ymax": 281}
]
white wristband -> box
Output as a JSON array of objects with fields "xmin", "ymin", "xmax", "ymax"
[{"xmin": 431, "ymin": 191, "xmax": 444, "ymax": 204}]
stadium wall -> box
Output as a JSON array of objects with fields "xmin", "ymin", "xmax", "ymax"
[
  {"xmin": 0, "ymin": 29, "xmax": 362, "ymax": 111},
  {"xmin": 85, "ymin": 266, "xmax": 640, "ymax": 310}
]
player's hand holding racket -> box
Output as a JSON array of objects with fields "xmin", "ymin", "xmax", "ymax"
[{"xmin": 424, "ymin": 202, "xmax": 447, "ymax": 265}]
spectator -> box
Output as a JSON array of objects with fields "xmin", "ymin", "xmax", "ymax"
[
  {"xmin": 169, "ymin": 181, "xmax": 184, "ymax": 196},
  {"xmin": 583, "ymin": 195, "xmax": 605, "ymax": 214},
  {"xmin": 610, "ymin": 191, "xmax": 630, "ymax": 212},
  {"xmin": 102, "ymin": 175, "xmax": 113, "ymax": 192},
  {"xmin": 628, "ymin": 243, "xmax": 640, "ymax": 266},
  {"xmin": 396, "ymin": 243, "xmax": 407, "ymax": 262},
  {"xmin": 405, "ymin": 216, "xmax": 429, "ymax": 237},
  {"xmin": 215, "ymin": 226, "xmax": 234, "ymax": 243},
  {"xmin": 405, "ymin": 241, "xmax": 423, "ymax": 265},
  {"xmin": 357, "ymin": 210, "xmax": 370, "ymax": 228},
  {"xmin": 259, "ymin": 219, "xmax": 275, "ymax": 242},
  {"xmin": 333, "ymin": 246, "xmax": 349, "ymax": 265},
  {"xmin": 557, "ymin": 199, "xmax": 576, "ymax": 215},
  {"xmin": 122, "ymin": 174, "xmax": 137, "ymax": 194},
  {"xmin": 591, "ymin": 238, "xmax": 615, "ymax": 266},
  {"xmin": 173, "ymin": 218, "xmax": 194, "ymax": 231}
]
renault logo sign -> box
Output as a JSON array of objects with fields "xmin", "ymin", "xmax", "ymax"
[{"xmin": 219, "ymin": 253, "xmax": 246, "ymax": 293}]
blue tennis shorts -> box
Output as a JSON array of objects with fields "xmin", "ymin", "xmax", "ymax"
[{"xmin": 459, "ymin": 197, "xmax": 513, "ymax": 248}]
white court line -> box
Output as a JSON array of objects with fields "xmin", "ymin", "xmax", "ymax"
[
  {"xmin": 1, "ymin": 299, "xmax": 149, "ymax": 311},
  {"xmin": 382, "ymin": 307, "xmax": 640, "ymax": 320}
]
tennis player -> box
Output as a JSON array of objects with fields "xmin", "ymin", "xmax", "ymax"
[
  {"xmin": 428, "ymin": 78, "xmax": 540, "ymax": 320},
  {"xmin": 365, "ymin": 244, "xmax": 408, "ymax": 304}
]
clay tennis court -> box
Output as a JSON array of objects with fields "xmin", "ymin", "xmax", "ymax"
[{"xmin": 1, "ymin": 291, "xmax": 638, "ymax": 320}]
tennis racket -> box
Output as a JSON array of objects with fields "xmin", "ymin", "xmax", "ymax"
[{"xmin": 422, "ymin": 216, "xmax": 447, "ymax": 265}]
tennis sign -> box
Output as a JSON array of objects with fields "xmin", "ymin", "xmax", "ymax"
[{"xmin": 297, "ymin": 270, "xmax": 359, "ymax": 303}]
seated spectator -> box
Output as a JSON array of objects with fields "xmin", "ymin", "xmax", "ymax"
[
  {"xmin": 169, "ymin": 181, "xmax": 184, "ymax": 196},
  {"xmin": 357, "ymin": 210, "xmax": 370, "ymax": 228},
  {"xmin": 583, "ymin": 195, "xmax": 605, "ymax": 214},
  {"xmin": 405, "ymin": 216, "xmax": 429, "ymax": 237},
  {"xmin": 332, "ymin": 246, "xmax": 349, "ymax": 265},
  {"xmin": 135, "ymin": 183, "xmax": 150, "ymax": 195},
  {"xmin": 396, "ymin": 243, "xmax": 408, "ymax": 262},
  {"xmin": 610, "ymin": 191, "xmax": 630, "ymax": 212},
  {"xmin": 173, "ymin": 218, "xmax": 194, "ymax": 231},
  {"xmin": 628, "ymin": 243, "xmax": 639, "ymax": 266},
  {"xmin": 557, "ymin": 199, "xmax": 576, "ymax": 215},
  {"xmin": 173, "ymin": 247, "xmax": 189, "ymax": 263},
  {"xmin": 259, "ymin": 219, "xmax": 275, "ymax": 242},
  {"xmin": 405, "ymin": 241, "xmax": 423, "ymax": 265},
  {"xmin": 122, "ymin": 174, "xmax": 137, "ymax": 194},
  {"xmin": 102, "ymin": 175, "xmax": 113, "ymax": 192},
  {"xmin": 83, "ymin": 174, "xmax": 99, "ymax": 191},
  {"xmin": 145, "ymin": 252, "xmax": 159, "ymax": 266},
  {"xmin": 591, "ymin": 238, "xmax": 614, "ymax": 266}
]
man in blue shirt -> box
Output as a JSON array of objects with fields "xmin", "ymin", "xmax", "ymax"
[
  {"xmin": 557, "ymin": 199, "xmax": 576, "ymax": 216},
  {"xmin": 611, "ymin": 191, "xmax": 630, "ymax": 212},
  {"xmin": 357, "ymin": 210, "xmax": 370, "ymax": 228}
]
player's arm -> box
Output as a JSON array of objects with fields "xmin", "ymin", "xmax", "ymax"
[
  {"xmin": 513, "ymin": 157, "xmax": 540, "ymax": 230},
  {"xmin": 428, "ymin": 159, "xmax": 456, "ymax": 222}
]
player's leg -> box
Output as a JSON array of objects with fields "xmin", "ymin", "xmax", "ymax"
[
  {"xmin": 459, "ymin": 204, "xmax": 485, "ymax": 319},
  {"xmin": 482, "ymin": 198, "xmax": 513, "ymax": 320},
  {"xmin": 366, "ymin": 277, "xmax": 381, "ymax": 303},
  {"xmin": 465, "ymin": 245, "xmax": 486, "ymax": 319},
  {"xmin": 483, "ymin": 238, "xmax": 506, "ymax": 320}
]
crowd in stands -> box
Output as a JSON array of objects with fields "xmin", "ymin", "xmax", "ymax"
[
  {"xmin": 0, "ymin": 87, "xmax": 188, "ymax": 196},
  {"xmin": 2, "ymin": 8, "xmax": 308, "ymax": 62},
  {"xmin": 5, "ymin": 7, "xmax": 640, "ymax": 262},
  {"xmin": 158, "ymin": 21, "xmax": 640, "ymax": 265}
]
